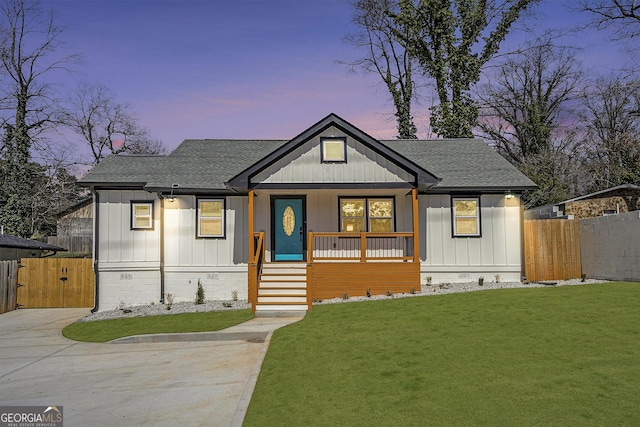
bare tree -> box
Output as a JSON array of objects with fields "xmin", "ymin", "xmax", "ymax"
[
  {"xmin": 580, "ymin": 0, "xmax": 640, "ymax": 42},
  {"xmin": 580, "ymin": 76, "xmax": 640, "ymax": 190},
  {"xmin": 477, "ymin": 37, "xmax": 584, "ymax": 165},
  {"xmin": 476, "ymin": 36, "xmax": 585, "ymax": 206},
  {"xmin": 344, "ymin": 0, "xmax": 418, "ymax": 138},
  {"xmin": 0, "ymin": 0, "xmax": 79, "ymax": 163},
  {"xmin": 65, "ymin": 82, "xmax": 166, "ymax": 165},
  {"xmin": 0, "ymin": 0, "xmax": 80, "ymax": 237}
]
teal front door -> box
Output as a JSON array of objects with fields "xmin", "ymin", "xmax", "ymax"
[{"xmin": 272, "ymin": 197, "xmax": 305, "ymax": 261}]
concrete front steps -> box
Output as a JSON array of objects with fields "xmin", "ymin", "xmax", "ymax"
[{"xmin": 255, "ymin": 262, "xmax": 308, "ymax": 314}]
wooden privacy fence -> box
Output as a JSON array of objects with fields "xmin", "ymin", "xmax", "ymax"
[
  {"xmin": 47, "ymin": 236, "xmax": 92, "ymax": 253},
  {"xmin": 17, "ymin": 258, "xmax": 94, "ymax": 308},
  {"xmin": 0, "ymin": 260, "xmax": 19, "ymax": 314},
  {"xmin": 524, "ymin": 219, "xmax": 582, "ymax": 282}
]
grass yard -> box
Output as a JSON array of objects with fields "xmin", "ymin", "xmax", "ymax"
[
  {"xmin": 245, "ymin": 283, "xmax": 640, "ymax": 426},
  {"xmin": 62, "ymin": 309, "xmax": 253, "ymax": 342}
]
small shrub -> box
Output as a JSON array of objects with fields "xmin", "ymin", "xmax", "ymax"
[
  {"xmin": 195, "ymin": 279, "xmax": 205, "ymax": 305},
  {"xmin": 409, "ymin": 287, "xmax": 417, "ymax": 294},
  {"xmin": 425, "ymin": 276, "xmax": 432, "ymax": 285},
  {"xmin": 165, "ymin": 293, "xmax": 174, "ymax": 310},
  {"xmin": 342, "ymin": 293, "xmax": 349, "ymax": 300},
  {"xmin": 118, "ymin": 300, "xmax": 126, "ymax": 310},
  {"xmin": 366, "ymin": 288, "xmax": 371, "ymax": 298},
  {"xmin": 223, "ymin": 301, "xmax": 233, "ymax": 308},
  {"xmin": 232, "ymin": 290, "xmax": 238, "ymax": 301},
  {"xmin": 581, "ymin": 274, "xmax": 586, "ymax": 282},
  {"xmin": 478, "ymin": 276, "xmax": 484, "ymax": 286},
  {"xmin": 386, "ymin": 289, "xmax": 394, "ymax": 297}
]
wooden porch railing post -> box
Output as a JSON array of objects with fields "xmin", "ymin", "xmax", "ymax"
[
  {"xmin": 412, "ymin": 188, "xmax": 420, "ymax": 263},
  {"xmin": 308, "ymin": 231, "xmax": 314, "ymax": 263},
  {"xmin": 360, "ymin": 232, "xmax": 366, "ymax": 262}
]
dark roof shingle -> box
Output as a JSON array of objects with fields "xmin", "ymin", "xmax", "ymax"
[
  {"xmin": 0, "ymin": 234, "xmax": 67, "ymax": 251},
  {"xmin": 80, "ymin": 136, "xmax": 535, "ymax": 192}
]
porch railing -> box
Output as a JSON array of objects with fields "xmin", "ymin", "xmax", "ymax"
[
  {"xmin": 248, "ymin": 231, "xmax": 265, "ymax": 311},
  {"xmin": 308, "ymin": 232, "xmax": 414, "ymax": 262}
]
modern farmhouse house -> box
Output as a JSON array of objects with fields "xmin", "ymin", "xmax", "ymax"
[{"xmin": 80, "ymin": 114, "xmax": 536, "ymax": 313}]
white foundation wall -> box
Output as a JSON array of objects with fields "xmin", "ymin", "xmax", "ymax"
[
  {"xmin": 98, "ymin": 269, "xmax": 161, "ymax": 311},
  {"xmin": 163, "ymin": 268, "xmax": 248, "ymax": 303},
  {"xmin": 419, "ymin": 194, "xmax": 523, "ymax": 284}
]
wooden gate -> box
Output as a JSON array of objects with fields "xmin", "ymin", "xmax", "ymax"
[
  {"xmin": 524, "ymin": 219, "xmax": 582, "ymax": 282},
  {"xmin": 17, "ymin": 258, "xmax": 94, "ymax": 308},
  {"xmin": 1, "ymin": 260, "xmax": 18, "ymax": 314}
]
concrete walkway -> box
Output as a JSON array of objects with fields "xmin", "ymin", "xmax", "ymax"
[{"xmin": 0, "ymin": 308, "xmax": 302, "ymax": 426}]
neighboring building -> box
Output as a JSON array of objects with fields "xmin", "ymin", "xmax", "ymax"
[
  {"xmin": 79, "ymin": 114, "xmax": 537, "ymax": 313},
  {"xmin": 0, "ymin": 234, "xmax": 67, "ymax": 261},
  {"xmin": 56, "ymin": 196, "xmax": 93, "ymax": 237},
  {"xmin": 47, "ymin": 196, "xmax": 93, "ymax": 253},
  {"xmin": 525, "ymin": 184, "xmax": 640, "ymax": 220}
]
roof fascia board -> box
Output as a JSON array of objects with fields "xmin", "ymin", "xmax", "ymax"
[
  {"xmin": 79, "ymin": 182, "xmax": 148, "ymax": 189},
  {"xmin": 560, "ymin": 183, "xmax": 640, "ymax": 204},
  {"xmin": 226, "ymin": 113, "xmax": 439, "ymax": 191},
  {"xmin": 426, "ymin": 185, "xmax": 537, "ymax": 194},
  {"xmin": 253, "ymin": 182, "xmax": 414, "ymax": 190}
]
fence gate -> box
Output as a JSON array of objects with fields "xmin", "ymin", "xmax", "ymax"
[
  {"xmin": 16, "ymin": 258, "xmax": 94, "ymax": 308},
  {"xmin": 1, "ymin": 260, "xmax": 18, "ymax": 314},
  {"xmin": 524, "ymin": 219, "xmax": 582, "ymax": 282}
]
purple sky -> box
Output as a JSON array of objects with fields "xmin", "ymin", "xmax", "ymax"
[{"xmin": 45, "ymin": 0, "xmax": 629, "ymax": 153}]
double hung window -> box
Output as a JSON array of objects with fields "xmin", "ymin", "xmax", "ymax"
[
  {"xmin": 198, "ymin": 198, "xmax": 225, "ymax": 238},
  {"xmin": 340, "ymin": 198, "xmax": 394, "ymax": 232},
  {"xmin": 452, "ymin": 197, "xmax": 481, "ymax": 237},
  {"xmin": 131, "ymin": 201, "xmax": 154, "ymax": 230}
]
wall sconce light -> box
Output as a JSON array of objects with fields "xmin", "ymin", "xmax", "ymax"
[
  {"xmin": 168, "ymin": 183, "xmax": 179, "ymax": 202},
  {"xmin": 505, "ymin": 191, "xmax": 515, "ymax": 199}
]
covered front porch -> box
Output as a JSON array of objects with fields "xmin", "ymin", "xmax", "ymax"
[{"xmin": 247, "ymin": 188, "xmax": 421, "ymax": 312}]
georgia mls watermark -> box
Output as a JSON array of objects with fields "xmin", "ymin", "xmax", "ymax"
[{"xmin": 0, "ymin": 406, "xmax": 63, "ymax": 427}]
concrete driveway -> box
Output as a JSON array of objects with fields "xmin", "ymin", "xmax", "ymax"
[{"xmin": 0, "ymin": 308, "xmax": 301, "ymax": 426}]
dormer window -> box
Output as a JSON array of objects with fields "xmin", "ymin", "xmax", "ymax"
[{"xmin": 321, "ymin": 137, "xmax": 346, "ymax": 163}]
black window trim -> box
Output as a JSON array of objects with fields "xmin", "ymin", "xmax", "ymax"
[
  {"xmin": 451, "ymin": 195, "xmax": 482, "ymax": 238},
  {"xmin": 196, "ymin": 197, "xmax": 226, "ymax": 239},
  {"xmin": 338, "ymin": 196, "xmax": 396, "ymax": 233},
  {"xmin": 320, "ymin": 136, "xmax": 347, "ymax": 163},
  {"xmin": 130, "ymin": 200, "xmax": 155, "ymax": 230}
]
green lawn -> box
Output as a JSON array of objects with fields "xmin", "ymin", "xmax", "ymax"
[
  {"xmin": 245, "ymin": 283, "xmax": 640, "ymax": 426},
  {"xmin": 62, "ymin": 309, "xmax": 253, "ymax": 342}
]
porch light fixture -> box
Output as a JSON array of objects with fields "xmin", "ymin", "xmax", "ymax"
[
  {"xmin": 505, "ymin": 191, "xmax": 515, "ymax": 199},
  {"xmin": 168, "ymin": 183, "xmax": 179, "ymax": 202}
]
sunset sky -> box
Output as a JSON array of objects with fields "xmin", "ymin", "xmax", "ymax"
[{"xmin": 44, "ymin": 0, "xmax": 630, "ymax": 153}]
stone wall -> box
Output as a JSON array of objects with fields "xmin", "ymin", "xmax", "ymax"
[{"xmin": 565, "ymin": 189, "xmax": 640, "ymax": 220}]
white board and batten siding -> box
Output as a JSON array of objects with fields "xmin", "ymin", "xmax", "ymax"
[
  {"xmin": 163, "ymin": 196, "xmax": 248, "ymax": 304},
  {"xmin": 96, "ymin": 190, "xmax": 249, "ymax": 310},
  {"xmin": 252, "ymin": 125, "xmax": 413, "ymax": 185},
  {"xmin": 419, "ymin": 194, "xmax": 523, "ymax": 283},
  {"xmin": 97, "ymin": 190, "xmax": 160, "ymax": 310}
]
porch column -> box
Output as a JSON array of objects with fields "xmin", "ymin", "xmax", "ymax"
[
  {"xmin": 412, "ymin": 188, "xmax": 420, "ymax": 263},
  {"xmin": 248, "ymin": 189, "xmax": 256, "ymax": 309},
  {"xmin": 248, "ymin": 189, "xmax": 255, "ymax": 263}
]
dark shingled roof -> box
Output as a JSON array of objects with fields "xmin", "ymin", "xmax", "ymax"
[
  {"xmin": 384, "ymin": 139, "xmax": 536, "ymax": 191},
  {"xmin": 79, "ymin": 117, "xmax": 536, "ymax": 193},
  {"xmin": 0, "ymin": 234, "xmax": 67, "ymax": 251}
]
